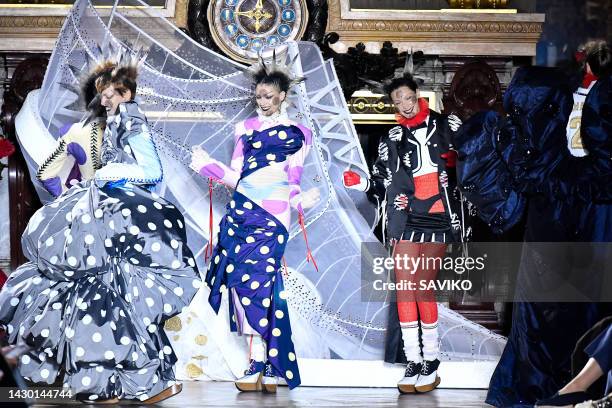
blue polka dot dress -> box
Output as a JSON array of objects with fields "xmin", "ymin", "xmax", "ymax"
[{"xmin": 199, "ymin": 116, "xmax": 313, "ymax": 389}]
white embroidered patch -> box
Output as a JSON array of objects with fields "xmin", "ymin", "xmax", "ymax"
[
  {"xmin": 383, "ymin": 167, "xmax": 392, "ymax": 188},
  {"xmin": 393, "ymin": 193, "xmax": 409, "ymax": 210},
  {"xmin": 448, "ymin": 114, "xmax": 462, "ymax": 132},
  {"xmin": 378, "ymin": 142, "xmax": 389, "ymax": 162},
  {"xmin": 388, "ymin": 126, "xmax": 403, "ymax": 142},
  {"xmin": 402, "ymin": 153, "xmax": 412, "ymax": 168}
]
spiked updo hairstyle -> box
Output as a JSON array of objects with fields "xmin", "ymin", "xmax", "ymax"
[
  {"xmin": 94, "ymin": 62, "xmax": 138, "ymax": 99},
  {"xmin": 252, "ymin": 68, "xmax": 291, "ymax": 94},
  {"xmin": 384, "ymin": 73, "xmax": 419, "ymax": 99},
  {"xmin": 78, "ymin": 62, "xmax": 115, "ymax": 121},
  {"xmin": 247, "ymin": 51, "xmax": 305, "ymax": 95}
]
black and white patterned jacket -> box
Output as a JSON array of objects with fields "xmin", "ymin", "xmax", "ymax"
[{"xmin": 366, "ymin": 110, "xmax": 467, "ymax": 243}]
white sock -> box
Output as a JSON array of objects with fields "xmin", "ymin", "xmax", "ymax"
[
  {"xmin": 400, "ymin": 322, "xmax": 421, "ymax": 363},
  {"xmin": 247, "ymin": 334, "xmax": 266, "ymax": 362},
  {"xmin": 421, "ymin": 322, "xmax": 439, "ymax": 361}
]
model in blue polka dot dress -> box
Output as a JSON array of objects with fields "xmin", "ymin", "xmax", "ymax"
[{"xmin": 190, "ymin": 59, "xmax": 318, "ymax": 392}]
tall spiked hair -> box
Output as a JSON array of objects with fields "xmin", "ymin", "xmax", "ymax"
[
  {"xmin": 64, "ymin": 42, "xmax": 147, "ymax": 124},
  {"xmin": 360, "ymin": 50, "xmax": 430, "ymax": 99},
  {"xmin": 247, "ymin": 48, "xmax": 305, "ymax": 93}
]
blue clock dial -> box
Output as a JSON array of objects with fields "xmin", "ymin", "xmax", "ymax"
[{"xmin": 208, "ymin": 0, "xmax": 309, "ymax": 63}]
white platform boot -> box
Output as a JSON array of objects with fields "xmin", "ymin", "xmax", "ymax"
[
  {"xmin": 415, "ymin": 322, "xmax": 441, "ymax": 392},
  {"xmin": 235, "ymin": 359, "xmax": 265, "ymax": 392},
  {"xmin": 415, "ymin": 358, "xmax": 441, "ymax": 393},
  {"xmin": 397, "ymin": 322, "xmax": 421, "ymax": 393},
  {"xmin": 397, "ymin": 360, "xmax": 422, "ymax": 394}
]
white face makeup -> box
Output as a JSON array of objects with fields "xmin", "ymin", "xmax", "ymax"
[
  {"xmin": 100, "ymin": 85, "xmax": 132, "ymax": 116},
  {"xmin": 255, "ymin": 83, "xmax": 286, "ymax": 117},
  {"xmin": 391, "ymin": 86, "xmax": 420, "ymax": 119}
]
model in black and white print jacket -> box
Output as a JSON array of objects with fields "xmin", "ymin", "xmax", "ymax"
[{"xmin": 344, "ymin": 108, "xmax": 468, "ymax": 245}]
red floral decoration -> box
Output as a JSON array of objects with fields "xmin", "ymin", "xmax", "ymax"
[{"xmin": 0, "ymin": 138, "xmax": 15, "ymax": 159}]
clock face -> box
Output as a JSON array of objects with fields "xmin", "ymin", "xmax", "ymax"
[{"xmin": 208, "ymin": 0, "xmax": 309, "ymax": 63}]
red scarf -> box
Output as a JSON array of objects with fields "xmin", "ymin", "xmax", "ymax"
[
  {"xmin": 395, "ymin": 98, "xmax": 430, "ymax": 128},
  {"xmin": 582, "ymin": 72, "xmax": 598, "ymax": 88}
]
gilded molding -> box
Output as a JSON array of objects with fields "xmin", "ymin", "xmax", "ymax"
[
  {"xmin": 448, "ymin": 0, "xmax": 508, "ymax": 8},
  {"xmin": 0, "ymin": 16, "xmax": 64, "ymax": 30},
  {"xmin": 326, "ymin": 0, "xmax": 544, "ymax": 47},
  {"xmin": 332, "ymin": 20, "xmax": 542, "ymax": 34},
  {"xmin": 0, "ymin": 1, "xmax": 189, "ymax": 50}
]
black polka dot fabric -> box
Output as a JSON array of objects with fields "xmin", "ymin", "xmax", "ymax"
[{"xmin": 0, "ymin": 180, "xmax": 201, "ymax": 401}]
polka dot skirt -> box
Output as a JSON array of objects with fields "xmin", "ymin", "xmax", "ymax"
[
  {"xmin": 206, "ymin": 190, "xmax": 300, "ymax": 389},
  {"xmin": 0, "ymin": 180, "xmax": 201, "ymax": 401}
]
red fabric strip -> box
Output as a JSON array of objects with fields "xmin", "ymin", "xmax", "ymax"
[{"xmin": 298, "ymin": 212, "xmax": 319, "ymax": 272}]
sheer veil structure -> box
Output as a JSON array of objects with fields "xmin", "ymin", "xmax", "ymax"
[{"xmin": 14, "ymin": 0, "xmax": 505, "ymax": 385}]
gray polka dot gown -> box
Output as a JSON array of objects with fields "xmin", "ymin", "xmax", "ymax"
[{"xmin": 0, "ymin": 102, "xmax": 201, "ymax": 402}]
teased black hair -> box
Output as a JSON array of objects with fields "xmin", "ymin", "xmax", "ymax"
[
  {"xmin": 247, "ymin": 49, "xmax": 305, "ymax": 94},
  {"xmin": 252, "ymin": 68, "xmax": 291, "ymax": 93},
  {"xmin": 384, "ymin": 73, "xmax": 419, "ymax": 98},
  {"xmin": 77, "ymin": 61, "xmax": 115, "ymax": 122}
]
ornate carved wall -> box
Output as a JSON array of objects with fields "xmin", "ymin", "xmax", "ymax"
[{"xmin": 325, "ymin": 0, "xmax": 544, "ymax": 56}]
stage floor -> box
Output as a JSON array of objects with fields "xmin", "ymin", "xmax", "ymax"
[{"xmin": 33, "ymin": 381, "xmax": 490, "ymax": 407}]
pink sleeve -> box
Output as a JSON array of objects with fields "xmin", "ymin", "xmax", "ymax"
[
  {"xmin": 197, "ymin": 123, "xmax": 245, "ymax": 189},
  {"xmin": 287, "ymin": 124, "xmax": 312, "ymax": 215}
]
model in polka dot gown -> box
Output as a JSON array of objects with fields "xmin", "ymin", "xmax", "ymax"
[
  {"xmin": 0, "ymin": 58, "xmax": 199, "ymax": 403},
  {"xmin": 190, "ymin": 59, "xmax": 319, "ymax": 392}
]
